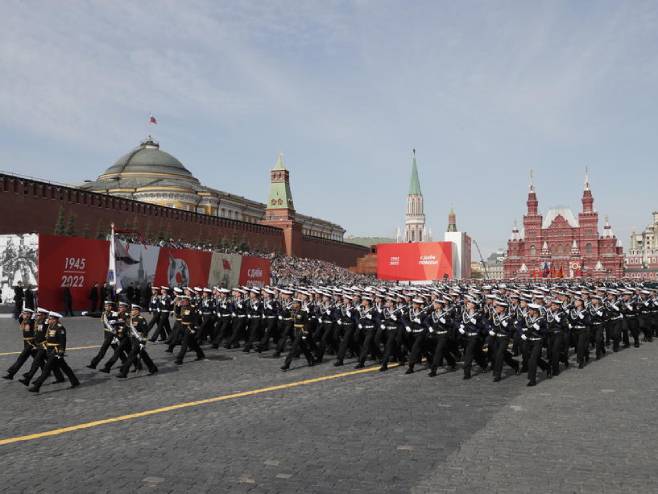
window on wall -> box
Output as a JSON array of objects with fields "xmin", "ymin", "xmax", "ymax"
[
  {"xmin": 585, "ymin": 243, "xmax": 593, "ymax": 254},
  {"xmin": 530, "ymin": 245, "xmax": 536, "ymax": 256},
  {"xmin": 411, "ymin": 230, "xmax": 415, "ymax": 242}
]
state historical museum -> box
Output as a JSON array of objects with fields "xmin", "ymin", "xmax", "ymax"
[{"xmin": 503, "ymin": 174, "xmax": 624, "ymax": 279}]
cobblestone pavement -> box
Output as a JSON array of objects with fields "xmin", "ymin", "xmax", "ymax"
[{"xmin": 1, "ymin": 317, "xmax": 657, "ymax": 493}]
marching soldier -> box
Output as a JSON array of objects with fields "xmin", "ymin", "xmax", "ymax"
[
  {"xmin": 117, "ymin": 304, "xmax": 158, "ymax": 378},
  {"xmin": 18, "ymin": 308, "xmax": 65, "ymax": 386},
  {"xmin": 546, "ymin": 299, "xmax": 569, "ymax": 376},
  {"xmin": 280, "ymin": 298, "xmax": 317, "ymax": 371},
  {"xmin": 488, "ymin": 300, "xmax": 519, "ymax": 382},
  {"xmin": 404, "ymin": 297, "xmax": 428, "ymax": 374},
  {"xmin": 426, "ymin": 298, "xmax": 458, "ymax": 377},
  {"xmin": 3, "ymin": 308, "xmax": 37, "ymax": 380},
  {"xmin": 150, "ymin": 286, "xmax": 172, "ymax": 343},
  {"xmin": 355, "ymin": 296, "xmax": 380, "ymax": 369},
  {"xmin": 146, "ymin": 286, "xmax": 161, "ymax": 335},
  {"xmin": 28, "ymin": 312, "xmax": 80, "ymax": 393},
  {"xmin": 211, "ymin": 288, "xmax": 232, "ymax": 349},
  {"xmin": 257, "ymin": 288, "xmax": 279, "ymax": 353},
  {"xmin": 99, "ymin": 302, "xmax": 134, "ymax": 373},
  {"xmin": 243, "ymin": 288, "xmax": 263, "ymax": 353},
  {"xmin": 198, "ymin": 288, "xmax": 216, "ymax": 344},
  {"xmin": 568, "ymin": 296, "xmax": 591, "ymax": 369},
  {"xmin": 457, "ymin": 296, "xmax": 489, "ymax": 380},
  {"xmin": 522, "ymin": 304, "xmax": 548, "ymax": 386},
  {"xmin": 87, "ymin": 300, "xmax": 128, "ymax": 369},
  {"xmin": 175, "ymin": 296, "xmax": 206, "ymax": 365}
]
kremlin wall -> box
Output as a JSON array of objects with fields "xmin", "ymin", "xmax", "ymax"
[{"xmin": 0, "ymin": 137, "xmax": 369, "ymax": 268}]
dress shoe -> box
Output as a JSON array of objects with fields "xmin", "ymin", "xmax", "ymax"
[
  {"xmin": 405, "ymin": 368, "xmax": 414, "ymax": 375},
  {"xmin": 28, "ymin": 386, "xmax": 39, "ymax": 393},
  {"xmin": 2, "ymin": 374, "xmax": 13, "ymax": 380},
  {"xmin": 493, "ymin": 376, "xmax": 501, "ymax": 382},
  {"xmin": 69, "ymin": 382, "xmax": 80, "ymax": 389},
  {"xmin": 527, "ymin": 381, "xmax": 537, "ymax": 387},
  {"xmin": 86, "ymin": 364, "xmax": 96, "ymax": 370},
  {"xmin": 18, "ymin": 378, "xmax": 30, "ymax": 386},
  {"xmin": 333, "ymin": 360, "xmax": 343, "ymax": 367},
  {"xmin": 99, "ymin": 368, "xmax": 110, "ymax": 373},
  {"xmin": 117, "ymin": 373, "xmax": 127, "ymax": 379},
  {"xmin": 280, "ymin": 365, "xmax": 289, "ymax": 372},
  {"xmin": 354, "ymin": 363, "xmax": 365, "ymax": 369},
  {"xmin": 428, "ymin": 369, "xmax": 437, "ymax": 377},
  {"xmin": 149, "ymin": 368, "xmax": 158, "ymax": 375}
]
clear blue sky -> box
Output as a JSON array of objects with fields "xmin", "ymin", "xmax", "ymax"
[{"xmin": 1, "ymin": 1, "xmax": 657, "ymax": 255}]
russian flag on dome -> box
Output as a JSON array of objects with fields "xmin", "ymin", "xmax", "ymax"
[{"xmin": 149, "ymin": 114, "xmax": 157, "ymax": 125}]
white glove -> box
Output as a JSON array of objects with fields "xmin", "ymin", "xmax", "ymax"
[
  {"xmin": 237, "ymin": 303, "xmax": 243, "ymax": 309},
  {"xmin": 380, "ymin": 324, "xmax": 385, "ymax": 330},
  {"xmin": 502, "ymin": 321, "xmax": 508, "ymax": 327},
  {"xmin": 318, "ymin": 319, "xmax": 323, "ymax": 324},
  {"xmin": 554, "ymin": 315, "xmax": 561, "ymax": 323},
  {"xmin": 358, "ymin": 324, "xmax": 363, "ymax": 329},
  {"xmin": 533, "ymin": 323, "xmax": 540, "ymax": 330},
  {"xmin": 521, "ymin": 334, "xmax": 527, "ymax": 340},
  {"xmin": 231, "ymin": 313, "xmax": 236, "ymax": 317},
  {"xmin": 391, "ymin": 315, "xmax": 397, "ymax": 321},
  {"xmin": 470, "ymin": 318, "xmax": 476, "ymax": 324},
  {"xmin": 413, "ymin": 318, "xmax": 421, "ymax": 324},
  {"xmin": 579, "ymin": 314, "xmax": 585, "ymax": 320},
  {"xmin": 458, "ymin": 326, "xmax": 465, "ymax": 334},
  {"xmin": 346, "ymin": 310, "xmax": 351, "ymax": 317},
  {"xmin": 439, "ymin": 317, "xmax": 446, "ymax": 324},
  {"xmin": 489, "ymin": 330, "xmax": 495, "ymax": 336},
  {"xmin": 247, "ymin": 315, "xmax": 251, "ymax": 319},
  {"xmin": 405, "ymin": 326, "xmax": 412, "ymax": 333},
  {"xmin": 428, "ymin": 328, "xmax": 434, "ymax": 334},
  {"xmin": 326, "ymin": 310, "xmax": 331, "ymax": 315},
  {"xmin": 366, "ymin": 314, "xmax": 372, "ymax": 320},
  {"xmin": 278, "ymin": 315, "xmax": 282, "ymax": 320},
  {"xmin": 596, "ymin": 311, "xmax": 603, "ymax": 317}
]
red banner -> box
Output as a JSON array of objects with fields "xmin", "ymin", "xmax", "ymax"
[
  {"xmin": 153, "ymin": 248, "xmax": 212, "ymax": 288},
  {"xmin": 376, "ymin": 242, "xmax": 453, "ymax": 281},
  {"xmin": 239, "ymin": 256, "xmax": 271, "ymax": 287},
  {"xmin": 38, "ymin": 234, "xmax": 110, "ymax": 311}
]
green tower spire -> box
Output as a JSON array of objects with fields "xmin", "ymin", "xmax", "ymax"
[
  {"xmin": 408, "ymin": 149, "xmax": 422, "ymax": 196},
  {"xmin": 266, "ymin": 153, "xmax": 295, "ymax": 215}
]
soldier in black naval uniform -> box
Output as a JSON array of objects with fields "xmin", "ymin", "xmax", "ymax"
[
  {"xmin": 211, "ymin": 288, "xmax": 232, "ymax": 349},
  {"xmin": 175, "ymin": 296, "xmax": 206, "ymax": 365},
  {"xmin": 166, "ymin": 288, "xmax": 185, "ymax": 352},
  {"xmin": 87, "ymin": 300, "xmax": 128, "ymax": 369},
  {"xmin": 621, "ymin": 290, "xmax": 640, "ymax": 347},
  {"xmin": 457, "ymin": 296, "xmax": 489, "ymax": 380},
  {"xmin": 355, "ymin": 296, "xmax": 380, "ymax": 369},
  {"xmin": 521, "ymin": 304, "xmax": 548, "ymax": 386},
  {"xmin": 568, "ymin": 296, "xmax": 592, "ymax": 368},
  {"xmin": 425, "ymin": 298, "xmax": 458, "ymax": 377},
  {"xmin": 404, "ymin": 297, "xmax": 428, "ymax": 374},
  {"xmin": 378, "ymin": 295, "xmax": 403, "ymax": 372},
  {"xmin": 150, "ymin": 286, "xmax": 172, "ymax": 343},
  {"xmin": 488, "ymin": 300, "xmax": 519, "ymax": 382},
  {"xmin": 18, "ymin": 308, "xmax": 65, "ymax": 386},
  {"xmin": 226, "ymin": 288, "xmax": 247, "ymax": 349},
  {"xmin": 333, "ymin": 293, "xmax": 359, "ymax": 367},
  {"xmin": 605, "ymin": 290, "xmax": 624, "ymax": 352},
  {"xmin": 3, "ymin": 308, "xmax": 37, "ymax": 380},
  {"xmin": 243, "ymin": 288, "xmax": 263, "ymax": 353},
  {"xmin": 280, "ymin": 298, "xmax": 316, "ymax": 371},
  {"xmin": 146, "ymin": 286, "xmax": 161, "ymax": 334},
  {"xmin": 99, "ymin": 302, "xmax": 135, "ymax": 373},
  {"xmin": 118, "ymin": 305, "xmax": 158, "ymax": 378},
  {"xmin": 589, "ymin": 295, "xmax": 608, "ymax": 360},
  {"xmin": 545, "ymin": 299, "xmax": 569, "ymax": 377},
  {"xmin": 257, "ymin": 288, "xmax": 279, "ymax": 353},
  {"xmin": 29, "ymin": 312, "xmax": 80, "ymax": 392},
  {"xmin": 198, "ymin": 288, "xmax": 216, "ymax": 344}
]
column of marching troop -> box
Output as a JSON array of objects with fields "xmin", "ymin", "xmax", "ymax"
[{"xmin": 4, "ymin": 282, "xmax": 658, "ymax": 392}]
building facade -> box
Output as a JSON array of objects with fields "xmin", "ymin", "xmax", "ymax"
[
  {"xmin": 503, "ymin": 174, "xmax": 624, "ymax": 279},
  {"xmin": 625, "ymin": 212, "xmax": 658, "ymax": 280},
  {"xmin": 81, "ymin": 138, "xmax": 345, "ymax": 241}
]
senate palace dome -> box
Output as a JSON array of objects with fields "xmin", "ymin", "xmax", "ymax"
[{"xmin": 81, "ymin": 136, "xmax": 219, "ymax": 215}]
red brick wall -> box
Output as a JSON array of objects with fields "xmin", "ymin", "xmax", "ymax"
[
  {"xmin": 300, "ymin": 235, "xmax": 370, "ymax": 268},
  {"xmin": 0, "ymin": 174, "xmax": 285, "ymax": 253}
]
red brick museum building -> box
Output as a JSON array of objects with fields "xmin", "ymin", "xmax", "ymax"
[{"xmin": 503, "ymin": 175, "xmax": 624, "ymax": 279}]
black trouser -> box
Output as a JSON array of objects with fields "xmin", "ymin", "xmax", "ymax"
[
  {"xmin": 6, "ymin": 344, "xmax": 35, "ymax": 377},
  {"xmin": 166, "ymin": 321, "xmax": 184, "ymax": 350},
  {"xmin": 526, "ymin": 338, "xmax": 548, "ymax": 383},
  {"xmin": 380, "ymin": 326, "xmax": 402, "ymax": 368},
  {"xmin": 176, "ymin": 327, "xmax": 205, "ymax": 363},
  {"xmin": 151, "ymin": 314, "xmax": 171, "ymax": 342},
  {"xmin": 102, "ymin": 338, "xmax": 132, "ymax": 371},
  {"xmin": 592, "ymin": 323, "xmax": 605, "ymax": 359},
  {"xmin": 429, "ymin": 332, "xmax": 457, "ymax": 371},
  {"xmin": 607, "ymin": 319, "xmax": 622, "ymax": 351},
  {"xmin": 335, "ymin": 323, "xmax": 359, "ymax": 363},
  {"xmin": 227, "ymin": 317, "xmax": 247, "ymax": 348},
  {"xmin": 626, "ymin": 316, "xmax": 640, "ymax": 346},
  {"xmin": 90, "ymin": 332, "xmax": 127, "ymax": 368},
  {"xmin": 22, "ymin": 348, "xmax": 64, "ymax": 384},
  {"xmin": 243, "ymin": 318, "xmax": 262, "ymax": 351},
  {"xmin": 406, "ymin": 331, "xmax": 427, "ymax": 370},
  {"xmin": 147, "ymin": 312, "xmax": 160, "ymax": 333},
  {"xmin": 639, "ymin": 314, "xmax": 653, "ymax": 341},
  {"xmin": 198, "ymin": 315, "xmax": 216, "ymax": 343},
  {"xmin": 283, "ymin": 330, "xmax": 316, "ymax": 368},
  {"xmin": 546, "ymin": 332, "xmax": 565, "ymax": 375},
  {"xmin": 32, "ymin": 352, "xmax": 79, "ymax": 390},
  {"xmin": 256, "ymin": 317, "xmax": 277, "ymax": 351},
  {"xmin": 491, "ymin": 334, "xmax": 518, "ymax": 378},
  {"xmin": 275, "ymin": 320, "xmax": 293, "ymax": 355},
  {"xmin": 120, "ymin": 339, "xmax": 157, "ymax": 375},
  {"xmin": 357, "ymin": 327, "xmax": 382, "ymax": 366},
  {"xmin": 574, "ymin": 327, "xmax": 590, "ymax": 365},
  {"xmin": 212, "ymin": 317, "xmax": 232, "ymax": 347},
  {"xmin": 462, "ymin": 334, "xmax": 486, "ymax": 377}
]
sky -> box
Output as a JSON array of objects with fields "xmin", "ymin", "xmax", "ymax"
[{"xmin": 1, "ymin": 0, "xmax": 658, "ymax": 256}]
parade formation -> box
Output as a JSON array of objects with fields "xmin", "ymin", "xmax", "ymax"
[{"xmin": 4, "ymin": 280, "xmax": 657, "ymax": 391}]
